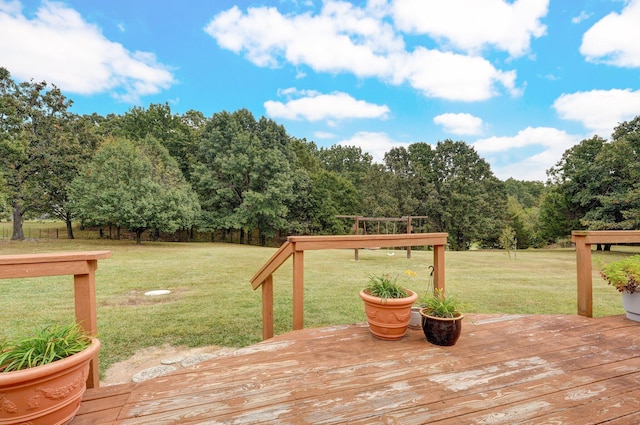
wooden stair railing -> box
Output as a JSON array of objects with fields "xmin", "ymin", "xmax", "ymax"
[
  {"xmin": 250, "ymin": 233, "xmax": 447, "ymax": 340},
  {"xmin": 0, "ymin": 251, "xmax": 111, "ymax": 389}
]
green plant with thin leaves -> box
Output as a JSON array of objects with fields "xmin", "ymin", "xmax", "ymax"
[
  {"xmin": 364, "ymin": 272, "xmax": 410, "ymax": 299},
  {"xmin": 600, "ymin": 255, "xmax": 640, "ymax": 294},
  {"xmin": 0, "ymin": 323, "xmax": 92, "ymax": 372},
  {"xmin": 420, "ymin": 289, "xmax": 461, "ymax": 318}
]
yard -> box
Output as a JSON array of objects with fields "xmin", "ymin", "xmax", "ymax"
[{"xmin": 0, "ymin": 224, "xmax": 630, "ymax": 377}]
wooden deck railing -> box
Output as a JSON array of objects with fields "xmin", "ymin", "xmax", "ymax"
[
  {"xmin": 572, "ymin": 230, "xmax": 640, "ymax": 317},
  {"xmin": 250, "ymin": 233, "xmax": 448, "ymax": 340},
  {"xmin": 0, "ymin": 251, "xmax": 111, "ymax": 388}
]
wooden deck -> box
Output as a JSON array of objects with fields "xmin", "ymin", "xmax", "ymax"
[{"xmin": 72, "ymin": 314, "xmax": 640, "ymax": 424}]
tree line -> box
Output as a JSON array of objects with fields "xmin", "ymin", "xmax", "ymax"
[{"xmin": 1, "ymin": 67, "xmax": 639, "ymax": 248}]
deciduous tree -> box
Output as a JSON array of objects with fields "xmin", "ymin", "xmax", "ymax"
[{"xmin": 69, "ymin": 136, "xmax": 200, "ymax": 244}]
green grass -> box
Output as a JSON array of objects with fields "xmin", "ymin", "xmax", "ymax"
[{"xmin": 0, "ymin": 224, "xmax": 632, "ymax": 377}]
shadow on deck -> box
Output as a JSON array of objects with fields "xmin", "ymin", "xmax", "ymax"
[{"xmin": 73, "ymin": 314, "xmax": 640, "ymax": 424}]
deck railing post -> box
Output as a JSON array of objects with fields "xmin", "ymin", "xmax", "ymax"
[
  {"xmin": 293, "ymin": 248, "xmax": 304, "ymax": 330},
  {"xmin": 262, "ymin": 275, "xmax": 274, "ymax": 340},
  {"xmin": 74, "ymin": 260, "xmax": 99, "ymax": 388},
  {"xmin": 573, "ymin": 234, "xmax": 593, "ymax": 317}
]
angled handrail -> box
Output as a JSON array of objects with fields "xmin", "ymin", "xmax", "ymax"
[
  {"xmin": 250, "ymin": 241, "xmax": 293, "ymax": 290},
  {"xmin": 251, "ymin": 233, "xmax": 447, "ymax": 340}
]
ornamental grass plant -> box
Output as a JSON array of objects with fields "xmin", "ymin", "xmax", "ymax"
[
  {"xmin": 0, "ymin": 323, "xmax": 91, "ymax": 372},
  {"xmin": 420, "ymin": 289, "xmax": 461, "ymax": 318},
  {"xmin": 364, "ymin": 272, "xmax": 409, "ymax": 299}
]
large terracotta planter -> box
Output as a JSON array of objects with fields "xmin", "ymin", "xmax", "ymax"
[
  {"xmin": 622, "ymin": 292, "xmax": 640, "ymax": 322},
  {"xmin": 360, "ymin": 289, "xmax": 418, "ymax": 340},
  {"xmin": 420, "ymin": 310, "xmax": 463, "ymax": 346},
  {"xmin": 0, "ymin": 338, "xmax": 100, "ymax": 425}
]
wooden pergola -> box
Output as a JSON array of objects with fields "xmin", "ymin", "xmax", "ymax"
[{"xmin": 336, "ymin": 215, "xmax": 430, "ymax": 260}]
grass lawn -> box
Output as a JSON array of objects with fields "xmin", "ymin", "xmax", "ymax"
[{"xmin": 0, "ymin": 222, "xmax": 633, "ymax": 376}]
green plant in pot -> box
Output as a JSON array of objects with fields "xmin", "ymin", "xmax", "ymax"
[
  {"xmin": 0, "ymin": 322, "xmax": 101, "ymax": 425},
  {"xmin": 360, "ymin": 272, "xmax": 418, "ymax": 340},
  {"xmin": 419, "ymin": 289, "xmax": 464, "ymax": 346},
  {"xmin": 600, "ymin": 255, "xmax": 640, "ymax": 322}
]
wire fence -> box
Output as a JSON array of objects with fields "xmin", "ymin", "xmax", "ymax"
[{"xmin": 0, "ymin": 224, "xmax": 288, "ymax": 247}]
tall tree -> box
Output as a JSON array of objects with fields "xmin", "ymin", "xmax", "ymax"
[
  {"xmin": 0, "ymin": 67, "xmax": 72, "ymax": 239},
  {"xmin": 192, "ymin": 109, "xmax": 296, "ymax": 242},
  {"xmin": 115, "ymin": 103, "xmax": 201, "ymax": 178},
  {"xmin": 318, "ymin": 144, "xmax": 373, "ymax": 186},
  {"xmin": 69, "ymin": 136, "xmax": 200, "ymax": 244},
  {"xmin": 547, "ymin": 136, "xmax": 607, "ymax": 232},
  {"xmin": 35, "ymin": 113, "xmax": 101, "ymax": 238},
  {"xmin": 430, "ymin": 140, "xmax": 506, "ymax": 250}
]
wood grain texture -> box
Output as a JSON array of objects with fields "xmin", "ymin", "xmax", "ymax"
[{"xmin": 72, "ymin": 314, "xmax": 640, "ymax": 425}]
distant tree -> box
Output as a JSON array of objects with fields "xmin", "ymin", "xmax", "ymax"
[
  {"xmin": 115, "ymin": 103, "xmax": 201, "ymax": 179},
  {"xmin": 290, "ymin": 169, "xmax": 359, "ymax": 234},
  {"xmin": 537, "ymin": 186, "xmax": 581, "ymax": 243},
  {"xmin": 33, "ymin": 113, "xmax": 102, "ymax": 239},
  {"xmin": 384, "ymin": 147, "xmax": 420, "ymax": 217},
  {"xmin": 547, "ymin": 136, "xmax": 606, "ymax": 234},
  {"xmin": 191, "ymin": 109, "xmax": 296, "ymax": 242},
  {"xmin": 499, "ymin": 226, "xmax": 516, "ymax": 258},
  {"xmin": 318, "ymin": 144, "xmax": 373, "ymax": 186},
  {"xmin": 359, "ymin": 164, "xmax": 399, "ymax": 218},
  {"xmin": 581, "ymin": 118, "xmax": 640, "ymax": 230},
  {"xmin": 548, "ymin": 117, "xmax": 640, "ymax": 236},
  {"xmin": 69, "ymin": 136, "xmax": 200, "ymax": 244},
  {"xmin": 505, "ymin": 196, "xmax": 531, "ymax": 249},
  {"xmin": 0, "ymin": 67, "xmax": 72, "ymax": 240},
  {"xmin": 504, "ymin": 178, "xmax": 545, "ymax": 209},
  {"xmin": 431, "ymin": 140, "xmax": 506, "ymax": 250}
]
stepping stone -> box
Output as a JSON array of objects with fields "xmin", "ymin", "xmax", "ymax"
[{"xmin": 132, "ymin": 365, "xmax": 177, "ymax": 383}]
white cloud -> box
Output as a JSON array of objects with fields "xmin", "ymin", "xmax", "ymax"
[
  {"xmin": 393, "ymin": 48, "xmax": 520, "ymax": 101},
  {"xmin": 580, "ymin": 0, "xmax": 640, "ymax": 67},
  {"xmin": 571, "ymin": 11, "xmax": 592, "ymax": 24},
  {"xmin": 473, "ymin": 127, "xmax": 582, "ymax": 181},
  {"xmin": 553, "ymin": 89, "xmax": 640, "ymax": 137},
  {"xmin": 337, "ymin": 131, "xmax": 409, "ymax": 163},
  {"xmin": 0, "ymin": 0, "xmax": 175, "ymax": 102},
  {"xmin": 314, "ymin": 131, "xmax": 336, "ymax": 139},
  {"xmin": 205, "ymin": 3, "xmax": 401, "ymax": 76},
  {"xmin": 434, "ymin": 113, "xmax": 484, "ymax": 135},
  {"xmin": 205, "ymin": 2, "xmax": 520, "ymax": 102},
  {"xmin": 264, "ymin": 90, "xmax": 390, "ymax": 121},
  {"xmin": 392, "ymin": 0, "xmax": 549, "ymax": 57}
]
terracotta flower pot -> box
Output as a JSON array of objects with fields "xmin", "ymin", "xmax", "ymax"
[
  {"xmin": 360, "ymin": 289, "xmax": 418, "ymax": 340},
  {"xmin": 420, "ymin": 310, "xmax": 463, "ymax": 346},
  {"xmin": 0, "ymin": 338, "xmax": 100, "ymax": 425}
]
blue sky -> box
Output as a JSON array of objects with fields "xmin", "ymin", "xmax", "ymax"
[{"xmin": 2, "ymin": 0, "xmax": 640, "ymax": 181}]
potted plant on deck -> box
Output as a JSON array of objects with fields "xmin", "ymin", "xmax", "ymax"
[
  {"xmin": 420, "ymin": 289, "xmax": 464, "ymax": 346},
  {"xmin": 601, "ymin": 255, "xmax": 640, "ymax": 322},
  {"xmin": 0, "ymin": 322, "xmax": 100, "ymax": 425},
  {"xmin": 360, "ymin": 272, "xmax": 418, "ymax": 340}
]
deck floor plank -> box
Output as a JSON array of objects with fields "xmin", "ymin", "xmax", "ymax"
[{"xmin": 72, "ymin": 314, "xmax": 640, "ymax": 425}]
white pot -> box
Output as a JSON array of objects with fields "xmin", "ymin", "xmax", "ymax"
[
  {"xmin": 621, "ymin": 292, "xmax": 640, "ymax": 322},
  {"xmin": 409, "ymin": 306, "xmax": 423, "ymax": 329}
]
